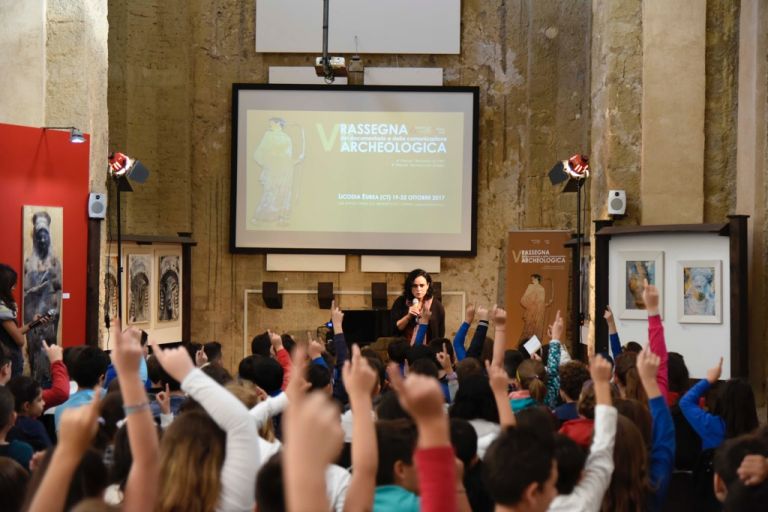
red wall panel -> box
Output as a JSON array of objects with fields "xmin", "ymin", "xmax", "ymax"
[{"xmin": 0, "ymin": 123, "xmax": 90, "ymax": 347}]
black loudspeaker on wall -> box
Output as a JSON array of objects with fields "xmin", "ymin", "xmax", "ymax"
[
  {"xmin": 262, "ymin": 281, "xmax": 283, "ymax": 309},
  {"xmin": 88, "ymin": 192, "xmax": 107, "ymax": 219},
  {"xmin": 318, "ymin": 282, "xmax": 334, "ymax": 309},
  {"xmin": 371, "ymin": 282, "xmax": 388, "ymax": 310}
]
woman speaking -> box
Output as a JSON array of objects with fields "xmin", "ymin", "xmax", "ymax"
[{"xmin": 390, "ymin": 269, "xmax": 445, "ymax": 344}]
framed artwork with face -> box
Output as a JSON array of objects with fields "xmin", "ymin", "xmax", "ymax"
[
  {"xmin": 678, "ymin": 260, "xmax": 722, "ymax": 324},
  {"xmin": 618, "ymin": 251, "xmax": 664, "ymax": 320}
]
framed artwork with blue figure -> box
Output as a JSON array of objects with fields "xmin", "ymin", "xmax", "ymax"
[{"xmin": 678, "ymin": 260, "xmax": 721, "ymax": 324}]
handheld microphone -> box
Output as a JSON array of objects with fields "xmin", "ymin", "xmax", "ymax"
[{"xmin": 29, "ymin": 309, "xmax": 56, "ymax": 329}]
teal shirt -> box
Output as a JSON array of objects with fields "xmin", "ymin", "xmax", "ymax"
[
  {"xmin": 510, "ymin": 396, "xmax": 538, "ymax": 413},
  {"xmin": 374, "ymin": 485, "xmax": 419, "ymax": 512},
  {"xmin": 0, "ymin": 439, "xmax": 33, "ymax": 470},
  {"xmin": 54, "ymin": 389, "xmax": 96, "ymax": 432}
]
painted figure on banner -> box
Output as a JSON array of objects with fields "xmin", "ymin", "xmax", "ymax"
[
  {"xmin": 520, "ymin": 274, "xmax": 552, "ymax": 341},
  {"xmin": 103, "ymin": 256, "xmax": 118, "ymax": 322},
  {"xmin": 252, "ymin": 117, "xmax": 305, "ymax": 225},
  {"xmin": 158, "ymin": 255, "xmax": 180, "ymax": 322},
  {"xmin": 23, "ymin": 211, "xmax": 62, "ymax": 385}
]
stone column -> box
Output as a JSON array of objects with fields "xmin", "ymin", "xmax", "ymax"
[
  {"xmin": 640, "ymin": 0, "xmax": 706, "ymax": 225},
  {"xmin": 735, "ymin": 0, "xmax": 768, "ymax": 395}
]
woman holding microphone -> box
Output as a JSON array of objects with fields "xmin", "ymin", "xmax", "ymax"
[{"xmin": 390, "ymin": 268, "xmax": 445, "ymax": 344}]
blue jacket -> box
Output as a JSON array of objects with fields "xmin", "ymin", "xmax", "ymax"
[
  {"xmin": 648, "ymin": 396, "xmax": 675, "ymax": 512},
  {"xmin": 678, "ymin": 379, "xmax": 725, "ymax": 450}
]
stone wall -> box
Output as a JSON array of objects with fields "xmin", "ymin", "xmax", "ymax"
[{"xmin": 108, "ymin": 0, "xmax": 592, "ymax": 369}]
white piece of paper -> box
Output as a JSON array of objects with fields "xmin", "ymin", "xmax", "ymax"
[{"xmin": 523, "ymin": 335, "xmax": 542, "ymax": 355}]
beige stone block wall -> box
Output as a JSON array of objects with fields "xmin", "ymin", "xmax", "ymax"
[
  {"xmin": 0, "ymin": 0, "xmax": 46, "ymax": 126},
  {"xmin": 107, "ymin": 0, "xmax": 593, "ymax": 370},
  {"xmin": 641, "ymin": 0, "xmax": 706, "ymax": 225}
]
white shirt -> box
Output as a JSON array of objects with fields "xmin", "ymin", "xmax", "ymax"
[
  {"xmin": 468, "ymin": 418, "xmax": 501, "ymax": 460},
  {"xmin": 548, "ymin": 405, "xmax": 618, "ymax": 512}
]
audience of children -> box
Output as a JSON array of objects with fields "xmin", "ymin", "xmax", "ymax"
[{"xmin": 0, "ymin": 275, "xmax": 765, "ymax": 512}]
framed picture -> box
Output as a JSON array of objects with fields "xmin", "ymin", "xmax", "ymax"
[
  {"xmin": 157, "ymin": 253, "xmax": 181, "ymax": 324},
  {"xmin": 619, "ymin": 251, "xmax": 664, "ymax": 320},
  {"xmin": 678, "ymin": 260, "xmax": 722, "ymax": 324},
  {"xmin": 127, "ymin": 254, "xmax": 152, "ymax": 325}
]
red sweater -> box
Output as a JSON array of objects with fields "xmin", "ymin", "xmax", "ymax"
[
  {"xmin": 559, "ymin": 418, "xmax": 594, "ymax": 449},
  {"xmin": 648, "ymin": 315, "xmax": 669, "ymax": 402},
  {"xmin": 414, "ymin": 445, "xmax": 457, "ymax": 512},
  {"xmin": 274, "ymin": 348, "xmax": 292, "ymax": 390},
  {"xmin": 42, "ymin": 361, "xmax": 70, "ymax": 410}
]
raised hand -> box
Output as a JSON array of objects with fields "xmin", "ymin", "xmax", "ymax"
[
  {"xmin": 492, "ymin": 305, "xmax": 507, "ymax": 327},
  {"xmin": 590, "ymin": 354, "xmax": 612, "ymax": 384},
  {"xmin": 155, "ymin": 383, "xmax": 171, "ymax": 415},
  {"xmin": 706, "ymin": 357, "xmax": 723, "ymax": 384},
  {"xmin": 268, "ymin": 329, "xmax": 283, "ymax": 353},
  {"xmin": 549, "ymin": 310, "xmax": 564, "ymax": 341},
  {"xmin": 386, "ymin": 364, "xmax": 445, "ymax": 426},
  {"xmin": 603, "ymin": 306, "xmax": 614, "ymax": 324},
  {"xmin": 43, "ymin": 340, "xmax": 63, "ymax": 364},
  {"xmin": 636, "ymin": 346, "xmax": 662, "ymax": 399},
  {"xmin": 150, "ymin": 338, "xmax": 195, "ymax": 384},
  {"xmin": 738, "ymin": 455, "xmax": 768, "ymax": 486},
  {"xmin": 331, "ymin": 300, "xmax": 344, "ymax": 332},
  {"xmin": 642, "ymin": 278, "xmax": 660, "ymax": 314},
  {"xmin": 436, "ymin": 343, "xmax": 453, "ymax": 374},
  {"xmin": 111, "ymin": 323, "xmax": 145, "ymax": 376},
  {"xmin": 476, "ymin": 305, "xmax": 489, "ymax": 322},
  {"xmin": 342, "ymin": 345, "xmax": 378, "ymax": 401},
  {"xmin": 195, "ymin": 347, "xmax": 208, "ymax": 367},
  {"xmin": 465, "ymin": 303, "xmax": 476, "ymax": 324}
]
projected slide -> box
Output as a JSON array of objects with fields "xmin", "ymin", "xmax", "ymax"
[
  {"xmin": 231, "ymin": 85, "xmax": 478, "ymax": 254},
  {"xmin": 246, "ymin": 111, "xmax": 463, "ymax": 233}
]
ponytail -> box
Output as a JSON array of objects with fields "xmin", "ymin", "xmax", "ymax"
[
  {"xmin": 517, "ymin": 359, "xmax": 547, "ymax": 403},
  {"xmin": 615, "ymin": 353, "xmax": 648, "ymax": 404}
]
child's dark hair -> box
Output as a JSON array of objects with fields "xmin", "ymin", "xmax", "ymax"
[
  {"xmin": 0, "ymin": 386, "xmax": 16, "ymax": 429},
  {"xmin": 449, "ymin": 374, "xmax": 499, "ymax": 423},
  {"xmin": 375, "ymin": 419, "xmax": 418, "ymax": 486},
  {"xmin": 203, "ymin": 341, "xmax": 222, "ymax": 363},
  {"xmin": 0, "ymin": 264, "xmax": 18, "ymax": 312},
  {"xmin": 559, "ymin": 361, "xmax": 590, "ymax": 402},
  {"xmin": 456, "ymin": 357, "xmax": 484, "ymax": 384},
  {"xmin": 280, "ymin": 334, "xmax": 296, "ymax": 355},
  {"xmin": 156, "ymin": 361, "xmax": 182, "ymax": 392},
  {"xmin": 70, "ymin": 346, "xmax": 110, "ymax": 389},
  {"xmin": 614, "ymin": 398, "xmax": 651, "ymax": 447},
  {"xmin": 307, "ymin": 363, "xmax": 331, "ymax": 391},
  {"xmin": 251, "ymin": 332, "xmax": 272, "ymax": 356},
  {"xmin": 6, "ymin": 376, "xmax": 41, "ymax": 413},
  {"xmin": 387, "ymin": 338, "xmax": 409, "ymax": 365},
  {"xmin": 375, "ymin": 391, "xmax": 411, "ymax": 421},
  {"xmin": 516, "ymin": 405, "xmax": 558, "ymax": 433},
  {"xmin": 23, "ymin": 448, "xmax": 108, "ymax": 511},
  {"xmin": 201, "ymin": 364, "xmax": 233, "ymax": 385},
  {"xmin": 409, "ymin": 358, "xmax": 439, "ymax": 379},
  {"xmin": 405, "ymin": 345, "xmax": 436, "ymax": 367},
  {"xmin": 255, "ymin": 452, "xmax": 285, "ymax": 512},
  {"xmin": 667, "ymin": 352, "xmax": 690, "ymax": 394},
  {"xmin": 554, "ymin": 434, "xmax": 588, "ymax": 494},
  {"xmin": 614, "ymin": 352, "xmax": 648, "ymax": 403},
  {"xmin": 517, "ymin": 359, "xmax": 547, "ymax": 403},
  {"xmin": 238, "ymin": 355, "xmax": 283, "ymax": 394},
  {"xmin": 109, "ymin": 425, "xmax": 131, "ymax": 492},
  {"xmin": 0, "ymin": 456, "xmax": 28, "ymax": 512},
  {"xmin": 713, "ymin": 434, "xmax": 768, "ymax": 491},
  {"xmin": 146, "ymin": 355, "xmax": 163, "ymax": 384},
  {"xmin": 714, "ymin": 379, "xmax": 759, "ymax": 439},
  {"xmin": 484, "ymin": 425, "xmax": 555, "ymax": 506},
  {"xmin": 362, "ymin": 352, "xmax": 386, "ymax": 391},
  {"xmin": 624, "ymin": 341, "xmax": 643, "ymax": 353},
  {"xmin": 503, "ymin": 350, "xmax": 524, "ymax": 380},
  {"xmin": 450, "ymin": 418, "xmax": 478, "ymax": 467},
  {"xmin": 577, "ymin": 382, "xmax": 596, "ymax": 420}
]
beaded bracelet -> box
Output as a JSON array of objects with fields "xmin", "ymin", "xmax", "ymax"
[{"xmin": 123, "ymin": 402, "xmax": 151, "ymax": 416}]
